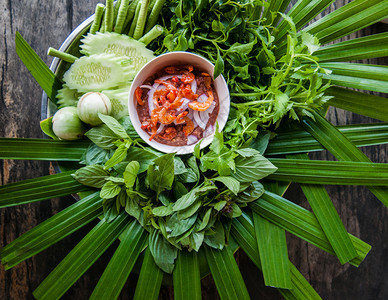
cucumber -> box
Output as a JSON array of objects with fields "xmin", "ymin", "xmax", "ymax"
[
  {"xmin": 102, "ymin": 86, "xmax": 131, "ymax": 120},
  {"xmin": 80, "ymin": 32, "xmax": 154, "ymax": 73},
  {"xmin": 56, "ymin": 85, "xmax": 82, "ymax": 108},
  {"xmin": 63, "ymin": 53, "xmax": 134, "ymax": 92}
]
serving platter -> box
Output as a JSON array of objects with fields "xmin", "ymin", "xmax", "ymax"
[{"xmin": 0, "ymin": 0, "xmax": 388, "ymax": 298}]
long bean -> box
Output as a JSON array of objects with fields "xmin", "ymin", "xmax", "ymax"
[
  {"xmin": 133, "ymin": 0, "xmax": 150, "ymax": 40},
  {"xmin": 122, "ymin": 0, "xmax": 140, "ymax": 34},
  {"xmin": 104, "ymin": 0, "xmax": 114, "ymax": 32},
  {"xmin": 138, "ymin": 25, "xmax": 164, "ymax": 45},
  {"xmin": 90, "ymin": 3, "xmax": 105, "ymax": 34},
  {"xmin": 144, "ymin": 0, "xmax": 166, "ymax": 33},
  {"xmin": 114, "ymin": 0, "xmax": 130, "ymax": 33},
  {"xmin": 113, "ymin": 0, "xmax": 122, "ymax": 21},
  {"xmin": 128, "ymin": 0, "xmax": 142, "ymax": 37},
  {"xmin": 47, "ymin": 48, "xmax": 77, "ymax": 63}
]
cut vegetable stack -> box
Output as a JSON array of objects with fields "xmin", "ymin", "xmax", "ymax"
[{"xmin": 1, "ymin": 0, "xmax": 388, "ymax": 299}]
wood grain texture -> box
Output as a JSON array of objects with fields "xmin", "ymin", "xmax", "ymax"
[{"xmin": 0, "ymin": 0, "xmax": 386, "ymax": 299}]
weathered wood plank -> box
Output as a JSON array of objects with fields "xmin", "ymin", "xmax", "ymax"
[{"xmin": 0, "ymin": 0, "xmax": 386, "ymax": 299}]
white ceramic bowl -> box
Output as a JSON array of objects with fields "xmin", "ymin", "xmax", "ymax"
[{"xmin": 128, "ymin": 51, "xmax": 230, "ymax": 155}]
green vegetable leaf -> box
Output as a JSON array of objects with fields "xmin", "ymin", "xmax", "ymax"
[
  {"xmin": 213, "ymin": 176, "xmax": 240, "ymax": 195},
  {"xmin": 98, "ymin": 113, "xmax": 130, "ymax": 139},
  {"xmin": 104, "ymin": 142, "xmax": 130, "ymax": 169},
  {"xmin": 233, "ymin": 149, "xmax": 277, "ymax": 182},
  {"xmin": 100, "ymin": 181, "xmax": 121, "ymax": 199},
  {"xmin": 147, "ymin": 153, "xmax": 175, "ymax": 195},
  {"xmin": 85, "ymin": 124, "xmax": 120, "ymax": 149},
  {"xmin": 148, "ymin": 229, "xmax": 178, "ymax": 274},
  {"xmin": 72, "ymin": 164, "xmax": 109, "ymax": 188},
  {"xmin": 40, "ymin": 117, "xmax": 58, "ymax": 139},
  {"xmin": 124, "ymin": 161, "xmax": 140, "ymax": 189}
]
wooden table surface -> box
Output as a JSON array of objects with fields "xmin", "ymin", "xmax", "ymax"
[{"xmin": 0, "ymin": 1, "xmax": 387, "ymax": 299}]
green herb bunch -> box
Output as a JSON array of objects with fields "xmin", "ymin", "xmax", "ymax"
[
  {"xmin": 72, "ymin": 113, "xmax": 277, "ymax": 273},
  {"xmin": 152, "ymin": 0, "xmax": 332, "ymax": 129}
]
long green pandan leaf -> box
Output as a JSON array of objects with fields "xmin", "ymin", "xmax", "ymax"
[
  {"xmin": 15, "ymin": 32, "xmax": 62, "ymax": 103},
  {"xmin": 0, "ymin": 192, "xmax": 102, "ymax": 270},
  {"xmin": 133, "ymin": 247, "xmax": 163, "ymax": 300},
  {"xmin": 289, "ymin": 153, "xmax": 358, "ymax": 264},
  {"xmin": 90, "ymin": 220, "xmax": 148, "ymax": 300},
  {"xmin": 314, "ymin": 32, "xmax": 388, "ymax": 62},
  {"xmin": 231, "ymin": 213, "xmax": 322, "ymax": 300},
  {"xmin": 173, "ymin": 250, "xmax": 201, "ymax": 300},
  {"xmin": 253, "ymin": 212, "xmax": 291, "ymax": 289},
  {"xmin": 302, "ymin": 112, "xmax": 388, "ymax": 207},
  {"xmin": 250, "ymin": 191, "xmax": 371, "ymax": 267},
  {"xmin": 33, "ymin": 213, "xmax": 131, "ymax": 300},
  {"xmin": 266, "ymin": 122, "xmax": 388, "ymax": 155},
  {"xmin": 275, "ymin": 0, "xmax": 334, "ymax": 42},
  {"xmin": 320, "ymin": 63, "xmax": 388, "ymax": 93},
  {"xmin": 326, "ymin": 87, "xmax": 388, "ymax": 122},
  {"xmin": 0, "ymin": 138, "xmax": 90, "ymax": 161},
  {"xmin": 268, "ymin": 158, "xmax": 388, "ymax": 186},
  {"xmin": 203, "ymin": 245, "xmax": 250, "ymax": 300},
  {"xmin": 304, "ymin": 0, "xmax": 388, "ymax": 44},
  {"xmin": 262, "ymin": 0, "xmax": 291, "ymax": 25},
  {"xmin": 0, "ymin": 171, "xmax": 91, "ymax": 208}
]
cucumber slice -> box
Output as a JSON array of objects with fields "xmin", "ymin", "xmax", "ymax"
[
  {"xmin": 63, "ymin": 54, "xmax": 134, "ymax": 92},
  {"xmin": 56, "ymin": 85, "xmax": 82, "ymax": 108},
  {"xmin": 102, "ymin": 86, "xmax": 131, "ymax": 120},
  {"xmin": 80, "ymin": 32, "xmax": 154, "ymax": 73}
]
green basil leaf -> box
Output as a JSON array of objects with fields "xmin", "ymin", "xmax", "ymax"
[
  {"xmin": 100, "ymin": 181, "xmax": 121, "ymax": 199},
  {"xmin": 126, "ymin": 147, "xmax": 159, "ymax": 173},
  {"xmin": 189, "ymin": 231, "xmax": 204, "ymax": 252},
  {"xmin": 174, "ymin": 157, "xmax": 187, "ymax": 175},
  {"xmin": 204, "ymin": 221, "xmax": 225, "ymax": 250},
  {"xmin": 104, "ymin": 143, "xmax": 129, "ymax": 169},
  {"xmin": 233, "ymin": 150, "xmax": 278, "ymax": 182},
  {"xmin": 213, "ymin": 176, "xmax": 240, "ymax": 195},
  {"xmin": 153, "ymin": 205, "xmax": 174, "ymax": 217},
  {"xmin": 102, "ymin": 198, "xmax": 120, "ymax": 222},
  {"xmin": 214, "ymin": 201, "xmax": 227, "ymax": 211},
  {"xmin": 149, "ymin": 230, "xmax": 178, "ymax": 274},
  {"xmin": 85, "ymin": 125, "xmax": 119, "ymax": 150},
  {"xmin": 118, "ymin": 116, "xmax": 140, "ymax": 139},
  {"xmin": 197, "ymin": 208, "xmax": 212, "ymax": 231},
  {"xmin": 98, "ymin": 113, "xmax": 130, "ymax": 139},
  {"xmin": 177, "ymin": 200, "xmax": 202, "ymax": 220},
  {"xmin": 237, "ymin": 181, "xmax": 264, "ymax": 203},
  {"xmin": 147, "ymin": 153, "xmax": 175, "ymax": 195},
  {"xmin": 249, "ymin": 132, "xmax": 271, "ymax": 154},
  {"xmin": 173, "ymin": 187, "xmax": 199, "ymax": 211},
  {"xmin": 124, "ymin": 161, "xmax": 140, "ymax": 189},
  {"xmin": 125, "ymin": 196, "xmax": 142, "ymax": 220},
  {"xmin": 72, "ymin": 165, "xmax": 109, "ymax": 188},
  {"xmin": 80, "ymin": 144, "xmax": 111, "ymax": 165},
  {"xmin": 167, "ymin": 213, "xmax": 197, "ymax": 237}
]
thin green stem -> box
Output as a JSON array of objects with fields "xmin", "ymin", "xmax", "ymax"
[{"xmin": 47, "ymin": 47, "xmax": 77, "ymax": 63}]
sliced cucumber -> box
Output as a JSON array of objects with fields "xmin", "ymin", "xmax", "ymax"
[
  {"xmin": 102, "ymin": 86, "xmax": 131, "ymax": 120},
  {"xmin": 80, "ymin": 32, "xmax": 154, "ymax": 73},
  {"xmin": 63, "ymin": 54, "xmax": 134, "ymax": 92},
  {"xmin": 56, "ymin": 85, "xmax": 82, "ymax": 108}
]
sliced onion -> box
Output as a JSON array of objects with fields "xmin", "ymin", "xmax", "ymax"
[
  {"xmin": 194, "ymin": 110, "xmax": 207, "ymax": 129},
  {"xmin": 199, "ymin": 109, "xmax": 211, "ymax": 127},
  {"xmin": 187, "ymin": 109, "xmax": 197, "ymax": 128},
  {"xmin": 140, "ymin": 84, "xmax": 153, "ymax": 90},
  {"xmin": 206, "ymin": 100, "xmax": 216, "ymax": 115},
  {"xmin": 156, "ymin": 74, "xmax": 182, "ymax": 81},
  {"xmin": 187, "ymin": 134, "xmax": 198, "ymax": 145},
  {"xmin": 203, "ymin": 124, "xmax": 214, "ymax": 137},
  {"xmin": 156, "ymin": 124, "xmax": 165, "ymax": 135},
  {"xmin": 147, "ymin": 88, "xmax": 155, "ymax": 116},
  {"xmin": 191, "ymin": 79, "xmax": 197, "ymax": 94},
  {"xmin": 152, "ymin": 82, "xmax": 160, "ymax": 89}
]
